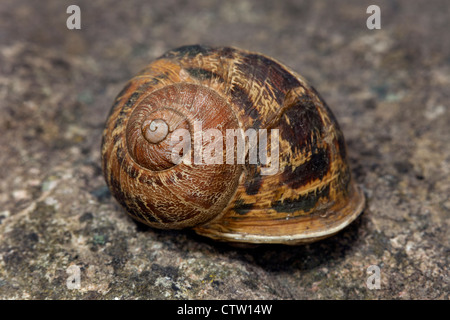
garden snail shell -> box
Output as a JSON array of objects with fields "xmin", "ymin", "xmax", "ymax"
[{"xmin": 101, "ymin": 45, "xmax": 365, "ymax": 244}]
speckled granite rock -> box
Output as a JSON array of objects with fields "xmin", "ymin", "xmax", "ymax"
[{"xmin": 0, "ymin": 0, "xmax": 448, "ymax": 299}]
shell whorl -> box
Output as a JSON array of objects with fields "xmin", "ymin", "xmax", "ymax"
[
  {"xmin": 143, "ymin": 119, "xmax": 169, "ymax": 145},
  {"xmin": 125, "ymin": 85, "xmax": 192, "ymax": 171},
  {"xmin": 104, "ymin": 81, "xmax": 243, "ymax": 229}
]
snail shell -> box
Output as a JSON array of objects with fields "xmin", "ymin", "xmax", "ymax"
[{"xmin": 101, "ymin": 45, "xmax": 365, "ymax": 244}]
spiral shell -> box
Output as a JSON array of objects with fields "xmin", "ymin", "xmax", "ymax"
[{"xmin": 101, "ymin": 45, "xmax": 365, "ymax": 244}]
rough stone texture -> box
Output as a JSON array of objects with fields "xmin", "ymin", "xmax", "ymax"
[{"xmin": 0, "ymin": 0, "xmax": 448, "ymax": 299}]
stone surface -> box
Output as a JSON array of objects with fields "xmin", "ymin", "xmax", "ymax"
[{"xmin": 0, "ymin": 0, "xmax": 448, "ymax": 299}]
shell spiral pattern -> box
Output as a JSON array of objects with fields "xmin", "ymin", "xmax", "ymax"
[{"xmin": 101, "ymin": 45, "xmax": 365, "ymax": 244}]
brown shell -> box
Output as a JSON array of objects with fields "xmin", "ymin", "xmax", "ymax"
[{"xmin": 101, "ymin": 45, "xmax": 365, "ymax": 244}]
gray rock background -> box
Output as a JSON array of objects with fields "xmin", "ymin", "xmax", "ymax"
[{"xmin": 0, "ymin": 0, "xmax": 448, "ymax": 299}]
